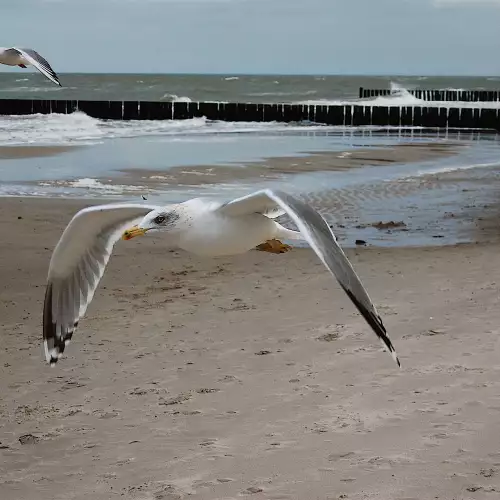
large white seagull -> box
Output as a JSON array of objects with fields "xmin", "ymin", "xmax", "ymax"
[{"xmin": 42, "ymin": 189, "xmax": 400, "ymax": 368}]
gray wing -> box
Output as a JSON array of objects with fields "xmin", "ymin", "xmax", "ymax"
[
  {"xmin": 218, "ymin": 189, "xmax": 400, "ymax": 367},
  {"xmin": 43, "ymin": 203, "xmax": 160, "ymax": 366},
  {"xmin": 219, "ymin": 191, "xmax": 285, "ymax": 218},
  {"xmin": 13, "ymin": 47, "xmax": 61, "ymax": 86}
]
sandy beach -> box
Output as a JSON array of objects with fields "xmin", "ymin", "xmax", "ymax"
[
  {"xmin": 1, "ymin": 196, "xmax": 500, "ymax": 500},
  {"xmin": 2, "ymin": 5, "xmax": 500, "ymax": 498}
]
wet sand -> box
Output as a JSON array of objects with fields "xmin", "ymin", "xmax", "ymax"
[
  {"xmin": 0, "ymin": 145, "xmax": 77, "ymax": 160},
  {"xmin": 12, "ymin": 141, "xmax": 461, "ymax": 194},
  {"xmin": 118, "ymin": 141, "xmax": 461, "ymax": 188},
  {"xmin": 2, "ymin": 197, "xmax": 500, "ymax": 499}
]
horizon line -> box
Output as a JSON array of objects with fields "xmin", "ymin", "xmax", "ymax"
[{"xmin": 0, "ymin": 71, "xmax": 499, "ymax": 78}]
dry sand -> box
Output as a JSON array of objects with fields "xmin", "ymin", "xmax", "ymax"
[{"xmin": 1, "ymin": 197, "xmax": 500, "ymax": 500}]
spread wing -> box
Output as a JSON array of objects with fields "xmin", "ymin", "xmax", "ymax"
[
  {"xmin": 13, "ymin": 47, "xmax": 61, "ymax": 86},
  {"xmin": 218, "ymin": 189, "xmax": 400, "ymax": 367},
  {"xmin": 43, "ymin": 203, "xmax": 159, "ymax": 366}
]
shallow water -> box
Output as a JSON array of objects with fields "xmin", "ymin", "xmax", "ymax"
[
  {"xmin": 0, "ymin": 128, "xmax": 491, "ymax": 186},
  {"xmin": 1, "ymin": 127, "xmax": 499, "ymax": 249}
]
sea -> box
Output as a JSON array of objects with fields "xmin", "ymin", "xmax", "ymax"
[{"xmin": 1, "ymin": 73, "xmax": 500, "ymax": 247}]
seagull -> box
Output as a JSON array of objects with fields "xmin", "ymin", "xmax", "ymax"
[
  {"xmin": 43, "ymin": 189, "xmax": 400, "ymax": 368},
  {"xmin": 0, "ymin": 47, "xmax": 61, "ymax": 86}
]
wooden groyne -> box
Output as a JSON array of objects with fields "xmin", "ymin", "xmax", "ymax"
[
  {"xmin": 0, "ymin": 99, "xmax": 499, "ymax": 131},
  {"xmin": 359, "ymin": 87, "xmax": 500, "ymax": 102}
]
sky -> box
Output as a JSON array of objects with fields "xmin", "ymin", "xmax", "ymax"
[{"xmin": 2, "ymin": 0, "xmax": 500, "ymax": 75}]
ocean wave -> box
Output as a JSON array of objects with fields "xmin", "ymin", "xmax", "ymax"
[
  {"xmin": 389, "ymin": 81, "xmax": 413, "ymax": 93},
  {"xmin": 0, "ymin": 86, "xmax": 62, "ymax": 93},
  {"xmin": 296, "ymin": 84, "xmax": 500, "ymax": 108},
  {"xmin": 160, "ymin": 93, "xmax": 192, "ymax": 102},
  {"xmin": 0, "ymin": 110, "xmax": 432, "ymax": 146},
  {"xmin": 39, "ymin": 178, "xmax": 148, "ymax": 193},
  {"xmin": 0, "ymin": 112, "xmax": 104, "ymax": 145},
  {"xmin": 406, "ymin": 160, "xmax": 500, "ymax": 179},
  {"xmin": 2, "ymin": 84, "xmax": 498, "ymax": 147},
  {"xmin": 249, "ymin": 90, "xmax": 317, "ymax": 97},
  {"xmin": 0, "ymin": 112, "xmax": 335, "ymax": 146}
]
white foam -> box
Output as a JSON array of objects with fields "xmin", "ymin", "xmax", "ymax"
[
  {"xmin": 0, "ymin": 112, "xmax": 384, "ymax": 146},
  {"xmin": 70, "ymin": 178, "xmax": 146, "ymax": 191},
  {"xmin": 1, "ymin": 83, "xmax": 498, "ymax": 147},
  {"xmin": 39, "ymin": 178, "xmax": 148, "ymax": 193},
  {"xmin": 297, "ymin": 83, "xmax": 500, "ymax": 108},
  {"xmin": 160, "ymin": 93, "xmax": 192, "ymax": 102},
  {"xmin": 389, "ymin": 81, "xmax": 412, "ymax": 93},
  {"xmin": 411, "ymin": 160, "xmax": 500, "ymax": 178},
  {"xmin": 0, "ymin": 112, "xmax": 104, "ymax": 145},
  {"xmin": 1, "ymin": 86, "xmax": 62, "ymax": 93}
]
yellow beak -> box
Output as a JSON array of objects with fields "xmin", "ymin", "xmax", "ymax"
[{"xmin": 122, "ymin": 225, "xmax": 147, "ymax": 240}]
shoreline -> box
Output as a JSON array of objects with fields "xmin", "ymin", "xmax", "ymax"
[
  {"xmin": 2, "ymin": 145, "xmax": 500, "ymax": 250},
  {"xmin": 116, "ymin": 141, "xmax": 462, "ymax": 188},
  {"xmin": 0, "ymin": 141, "xmax": 466, "ymax": 223},
  {"xmin": 0, "ymin": 140, "xmax": 461, "ymax": 191}
]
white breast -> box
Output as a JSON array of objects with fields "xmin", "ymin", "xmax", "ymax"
[
  {"xmin": 177, "ymin": 211, "xmax": 277, "ymax": 257},
  {"xmin": 0, "ymin": 49, "xmax": 21, "ymax": 66}
]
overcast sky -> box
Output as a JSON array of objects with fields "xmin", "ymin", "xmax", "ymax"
[{"xmin": 2, "ymin": 0, "xmax": 500, "ymax": 75}]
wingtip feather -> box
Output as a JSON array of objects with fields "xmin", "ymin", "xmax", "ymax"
[
  {"xmin": 380, "ymin": 333, "xmax": 401, "ymax": 368},
  {"xmin": 342, "ymin": 289, "xmax": 400, "ymax": 368},
  {"xmin": 379, "ymin": 335, "xmax": 401, "ymax": 368},
  {"xmin": 387, "ymin": 344, "xmax": 401, "ymax": 368}
]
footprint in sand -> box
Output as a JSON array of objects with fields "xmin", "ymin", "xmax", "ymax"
[
  {"xmin": 244, "ymin": 486, "xmax": 264, "ymax": 494},
  {"xmin": 218, "ymin": 298, "xmax": 256, "ymax": 312},
  {"xmin": 158, "ymin": 392, "xmax": 192, "ymax": 406},
  {"xmin": 327, "ymin": 451, "xmax": 356, "ymax": 462},
  {"xmin": 217, "ymin": 374, "xmax": 242, "ymax": 384},
  {"xmin": 480, "ymin": 468, "xmax": 497, "ymax": 478},
  {"xmin": 18, "ymin": 433, "xmax": 40, "ymax": 445},
  {"xmin": 195, "ymin": 388, "xmax": 220, "ymax": 394},
  {"xmin": 92, "ymin": 409, "xmax": 120, "ymax": 419}
]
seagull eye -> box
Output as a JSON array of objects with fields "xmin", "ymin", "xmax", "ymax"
[{"xmin": 153, "ymin": 215, "xmax": 165, "ymax": 224}]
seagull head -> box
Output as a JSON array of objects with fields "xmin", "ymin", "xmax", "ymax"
[{"xmin": 122, "ymin": 208, "xmax": 181, "ymax": 240}]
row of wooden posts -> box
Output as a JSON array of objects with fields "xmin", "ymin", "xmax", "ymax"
[
  {"xmin": 0, "ymin": 98, "xmax": 499, "ymax": 131},
  {"xmin": 359, "ymin": 87, "xmax": 500, "ymax": 102}
]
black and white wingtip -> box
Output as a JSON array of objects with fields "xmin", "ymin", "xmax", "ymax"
[
  {"xmin": 43, "ymin": 335, "xmax": 73, "ymax": 366},
  {"xmin": 46, "ymin": 72, "xmax": 61, "ymax": 87},
  {"xmin": 43, "ymin": 339, "xmax": 62, "ymax": 367},
  {"xmin": 42, "ymin": 283, "xmax": 76, "ymax": 366},
  {"xmin": 343, "ymin": 288, "xmax": 401, "ymax": 368},
  {"xmin": 381, "ymin": 337, "xmax": 401, "ymax": 368}
]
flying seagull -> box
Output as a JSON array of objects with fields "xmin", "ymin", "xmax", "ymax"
[
  {"xmin": 43, "ymin": 189, "xmax": 400, "ymax": 367},
  {"xmin": 0, "ymin": 47, "xmax": 61, "ymax": 86}
]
